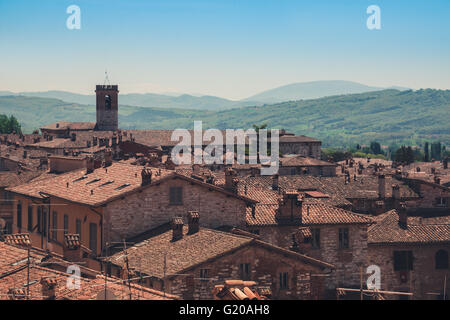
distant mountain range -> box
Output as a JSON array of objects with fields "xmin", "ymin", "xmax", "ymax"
[
  {"xmin": 244, "ymin": 80, "xmax": 410, "ymax": 103},
  {"xmin": 0, "ymin": 80, "xmax": 409, "ymax": 111},
  {"xmin": 1, "ymin": 88, "xmax": 449, "ymax": 148}
]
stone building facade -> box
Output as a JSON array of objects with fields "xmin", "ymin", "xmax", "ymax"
[
  {"xmin": 107, "ymin": 219, "xmax": 333, "ymax": 300},
  {"xmin": 368, "ymin": 209, "xmax": 450, "ymax": 299}
]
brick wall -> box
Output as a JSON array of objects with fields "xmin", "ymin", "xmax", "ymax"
[
  {"xmin": 104, "ymin": 177, "xmax": 248, "ymax": 243},
  {"xmin": 368, "ymin": 244, "xmax": 450, "ymax": 300},
  {"xmin": 165, "ymin": 243, "xmax": 326, "ymax": 300},
  {"xmin": 250, "ymin": 224, "xmax": 369, "ymax": 291}
]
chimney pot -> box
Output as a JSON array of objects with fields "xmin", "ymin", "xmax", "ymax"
[
  {"xmin": 141, "ymin": 167, "xmax": 152, "ymax": 186},
  {"xmin": 40, "ymin": 277, "xmax": 57, "ymax": 300},
  {"xmin": 398, "ymin": 202, "xmax": 408, "ymax": 229},
  {"xmin": 187, "ymin": 211, "xmax": 199, "ymax": 234},
  {"xmin": 171, "ymin": 217, "xmax": 184, "ymax": 241},
  {"xmin": 272, "ymin": 173, "xmax": 279, "ymax": 191},
  {"xmin": 378, "ymin": 174, "xmax": 386, "ymax": 199}
]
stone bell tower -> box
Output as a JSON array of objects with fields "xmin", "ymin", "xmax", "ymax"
[{"xmin": 95, "ymin": 82, "xmax": 118, "ymax": 131}]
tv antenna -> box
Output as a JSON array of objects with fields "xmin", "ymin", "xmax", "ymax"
[{"xmin": 104, "ymin": 70, "xmax": 111, "ymax": 86}]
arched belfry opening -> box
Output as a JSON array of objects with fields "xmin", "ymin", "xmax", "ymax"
[{"xmin": 95, "ymin": 73, "xmax": 118, "ymax": 131}]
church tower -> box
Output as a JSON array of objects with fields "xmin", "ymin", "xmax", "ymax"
[{"xmin": 95, "ymin": 84, "xmax": 118, "ymax": 131}]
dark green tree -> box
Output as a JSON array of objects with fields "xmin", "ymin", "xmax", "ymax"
[
  {"xmin": 424, "ymin": 142, "xmax": 429, "ymax": 162},
  {"xmin": 370, "ymin": 141, "xmax": 382, "ymax": 155},
  {"xmin": 0, "ymin": 115, "xmax": 21, "ymax": 134}
]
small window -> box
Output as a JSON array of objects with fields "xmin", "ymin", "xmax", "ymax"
[
  {"xmin": 239, "ymin": 263, "xmax": 251, "ymax": 281},
  {"xmin": 169, "ymin": 187, "xmax": 183, "ymax": 205},
  {"xmin": 27, "ymin": 205, "xmax": 33, "ymax": 232},
  {"xmin": 279, "ymin": 272, "xmax": 289, "ymax": 290},
  {"xmin": 42, "ymin": 207, "xmax": 48, "ymax": 236},
  {"xmin": 64, "ymin": 214, "xmax": 69, "ymax": 235},
  {"xmin": 76, "ymin": 219, "xmax": 82, "ymax": 240},
  {"xmin": 105, "ymin": 95, "xmax": 112, "ymax": 110},
  {"xmin": 37, "ymin": 206, "xmax": 42, "ymax": 234},
  {"xmin": 51, "ymin": 211, "xmax": 58, "ymax": 241},
  {"xmin": 394, "ymin": 251, "xmax": 414, "ymax": 271},
  {"xmin": 435, "ymin": 250, "xmax": 449, "ymax": 270},
  {"xmin": 200, "ymin": 269, "xmax": 209, "ymax": 280},
  {"xmin": 16, "ymin": 201, "xmax": 22, "ymax": 230},
  {"xmin": 339, "ymin": 228, "xmax": 349, "ymax": 249},
  {"xmin": 435, "ymin": 197, "xmax": 448, "ymax": 207},
  {"xmin": 311, "ymin": 228, "xmax": 320, "ymax": 249},
  {"xmin": 89, "ymin": 223, "xmax": 97, "ymax": 254}
]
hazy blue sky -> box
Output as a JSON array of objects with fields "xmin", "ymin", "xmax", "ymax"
[{"xmin": 1, "ymin": 0, "xmax": 449, "ymax": 99}]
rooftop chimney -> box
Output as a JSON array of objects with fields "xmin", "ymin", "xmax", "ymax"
[
  {"xmin": 171, "ymin": 216, "xmax": 184, "ymax": 241},
  {"xmin": 276, "ymin": 190, "xmax": 303, "ymax": 224},
  {"xmin": 8, "ymin": 288, "xmax": 26, "ymax": 300},
  {"xmin": 398, "ymin": 202, "xmax": 408, "ymax": 229},
  {"xmin": 86, "ymin": 157, "xmax": 94, "ymax": 174},
  {"xmin": 40, "ymin": 277, "xmax": 57, "ymax": 300},
  {"xmin": 225, "ymin": 167, "xmax": 238, "ymax": 193},
  {"xmin": 434, "ymin": 176, "xmax": 441, "ymax": 185},
  {"xmin": 141, "ymin": 167, "xmax": 152, "ymax": 186},
  {"xmin": 104, "ymin": 150, "xmax": 112, "ymax": 167},
  {"xmin": 187, "ymin": 211, "xmax": 199, "ymax": 234},
  {"xmin": 23, "ymin": 150, "xmax": 27, "ymax": 159},
  {"xmin": 392, "ymin": 184, "xmax": 401, "ymax": 200},
  {"xmin": 63, "ymin": 234, "xmax": 82, "ymax": 262},
  {"xmin": 272, "ymin": 173, "xmax": 279, "ymax": 191},
  {"xmin": 378, "ymin": 175, "xmax": 386, "ymax": 199}
]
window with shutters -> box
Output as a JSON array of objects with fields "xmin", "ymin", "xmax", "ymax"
[
  {"xmin": 76, "ymin": 219, "xmax": 82, "ymax": 240},
  {"xmin": 27, "ymin": 205, "xmax": 33, "ymax": 232},
  {"xmin": 64, "ymin": 214, "xmax": 69, "ymax": 235},
  {"xmin": 51, "ymin": 211, "xmax": 58, "ymax": 241},
  {"xmin": 279, "ymin": 272, "xmax": 289, "ymax": 290},
  {"xmin": 394, "ymin": 251, "xmax": 414, "ymax": 271},
  {"xmin": 311, "ymin": 228, "xmax": 320, "ymax": 249},
  {"xmin": 239, "ymin": 263, "xmax": 251, "ymax": 280},
  {"xmin": 339, "ymin": 228, "xmax": 349, "ymax": 249},
  {"xmin": 89, "ymin": 223, "xmax": 97, "ymax": 254},
  {"xmin": 200, "ymin": 269, "xmax": 209, "ymax": 280},
  {"xmin": 37, "ymin": 206, "xmax": 42, "ymax": 234},
  {"xmin": 169, "ymin": 187, "xmax": 183, "ymax": 205},
  {"xmin": 435, "ymin": 250, "xmax": 449, "ymax": 270},
  {"xmin": 16, "ymin": 201, "xmax": 22, "ymax": 230}
]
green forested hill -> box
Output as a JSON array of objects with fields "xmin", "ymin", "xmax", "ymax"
[{"xmin": 0, "ymin": 89, "xmax": 449, "ymax": 147}]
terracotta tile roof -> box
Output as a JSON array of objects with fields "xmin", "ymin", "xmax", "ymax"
[
  {"xmin": 241, "ymin": 175, "xmax": 419, "ymax": 207},
  {"xmin": 8, "ymin": 162, "xmax": 256, "ymax": 207},
  {"xmin": 40, "ymin": 122, "xmax": 96, "ymax": 131},
  {"xmin": 0, "ymin": 242, "xmax": 177, "ymax": 300},
  {"xmin": 108, "ymin": 227, "xmax": 254, "ymax": 279},
  {"xmin": 368, "ymin": 210, "xmax": 450, "ymax": 245},
  {"xmin": 278, "ymin": 135, "xmax": 321, "ymax": 143},
  {"xmin": 108, "ymin": 226, "xmax": 334, "ymax": 280},
  {"xmin": 246, "ymin": 203, "xmax": 373, "ymax": 227},
  {"xmin": 0, "ymin": 171, "xmax": 45, "ymax": 188},
  {"xmin": 280, "ymin": 156, "xmax": 336, "ymax": 167},
  {"xmin": 129, "ymin": 130, "xmax": 249, "ymax": 148},
  {"xmin": 8, "ymin": 163, "xmax": 173, "ymax": 206}
]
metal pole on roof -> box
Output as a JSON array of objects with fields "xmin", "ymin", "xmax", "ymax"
[
  {"xmin": 123, "ymin": 239, "xmax": 132, "ymax": 300},
  {"xmin": 26, "ymin": 246, "xmax": 30, "ymax": 300},
  {"xmin": 360, "ymin": 265, "xmax": 363, "ymax": 301},
  {"xmin": 444, "ymin": 275, "xmax": 447, "ymax": 301}
]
